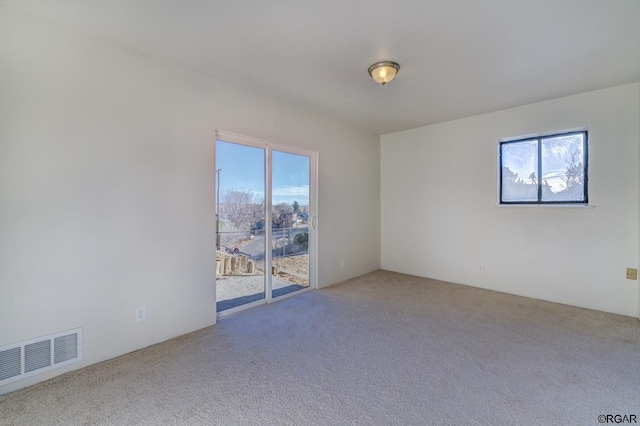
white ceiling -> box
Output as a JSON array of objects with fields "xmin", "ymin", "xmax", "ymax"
[{"xmin": 4, "ymin": 0, "xmax": 640, "ymax": 134}]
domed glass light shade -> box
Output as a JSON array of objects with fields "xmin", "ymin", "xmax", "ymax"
[{"xmin": 368, "ymin": 61, "xmax": 400, "ymax": 86}]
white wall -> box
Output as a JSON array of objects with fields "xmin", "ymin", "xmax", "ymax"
[
  {"xmin": 382, "ymin": 83, "xmax": 640, "ymax": 317},
  {"xmin": 0, "ymin": 7, "xmax": 380, "ymax": 394}
]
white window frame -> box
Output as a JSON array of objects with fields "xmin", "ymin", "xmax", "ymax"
[{"xmin": 214, "ymin": 130, "xmax": 319, "ymax": 319}]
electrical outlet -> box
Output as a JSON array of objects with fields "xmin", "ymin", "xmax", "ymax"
[
  {"xmin": 340, "ymin": 259, "xmax": 344, "ymax": 268},
  {"xmin": 626, "ymin": 268, "xmax": 638, "ymax": 280},
  {"xmin": 135, "ymin": 306, "xmax": 147, "ymax": 322},
  {"xmin": 478, "ymin": 264, "xmax": 484, "ymax": 272},
  {"xmin": 392, "ymin": 251, "xmax": 399, "ymax": 259}
]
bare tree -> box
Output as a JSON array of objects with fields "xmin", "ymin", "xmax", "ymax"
[
  {"xmin": 272, "ymin": 202, "xmax": 293, "ymax": 229},
  {"xmin": 222, "ymin": 189, "xmax": 263, "ymax": 231},
  {"xmin": 562, "ymin": 148, "xmax": 583, "ymax": 189}
]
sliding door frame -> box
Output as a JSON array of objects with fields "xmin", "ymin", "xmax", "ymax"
[{"xmin": 215, "ymin": 130, "xmax": 318, "ymax": 319}]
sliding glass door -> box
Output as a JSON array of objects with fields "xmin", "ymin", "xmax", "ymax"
[
  {"xmin": 214, "ymin": 131, "xmax": 316, "ymax": 316},
  {"xmin": 214, "ymin": 140, "xmax": 266, "ymax": 312},
  {"xmin": 271, "ymin": 150, "xmax": 310, "ymax": 297}
]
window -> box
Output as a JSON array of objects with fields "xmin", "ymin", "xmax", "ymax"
[{"xmin": 500, "ymin": 131, "xmax": 588, "ymax": 204}]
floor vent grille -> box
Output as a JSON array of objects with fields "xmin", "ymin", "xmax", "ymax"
[{"xmin": 0, "ymin": 328, "xmax": 82, "ymax": 386}]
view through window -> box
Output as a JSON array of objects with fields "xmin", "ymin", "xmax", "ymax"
[{"xmin": 500, "ymin": 131, "xmax": 588, "ymax": 204}]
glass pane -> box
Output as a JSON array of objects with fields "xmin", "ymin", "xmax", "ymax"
[
  {"xmin": 215, "ymin": 140, "xmax": 266, "ymax": 312},
  {"xmin": 271, "ymin": 150, "xmax": 310, "ymax": 298},
  {"xmin": 541, "ymin": 133, "xmax": 586, "ymax": 202},
  {"xmin": 501, "ymin": 140, "xmax": 539, "ymax": 202}
]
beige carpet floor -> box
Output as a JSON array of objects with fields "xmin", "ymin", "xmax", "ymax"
[{"xmin": 1, "ymin": 270, "xmax": 639, "ymax": 425}]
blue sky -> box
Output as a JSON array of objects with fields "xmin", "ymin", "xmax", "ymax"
[{"xmin": 216, "ymin": 140, "xmax": 309, "ymax": 205}]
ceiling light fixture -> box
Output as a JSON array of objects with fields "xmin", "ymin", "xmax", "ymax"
[{"xmin": 368, "ymin": 61, "xmax": 400, "ymax": 86}]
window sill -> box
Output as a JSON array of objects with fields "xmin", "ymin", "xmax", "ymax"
[{"xmin": 495, "ymin": 204, "xmax": 595, "ymax": 208}]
